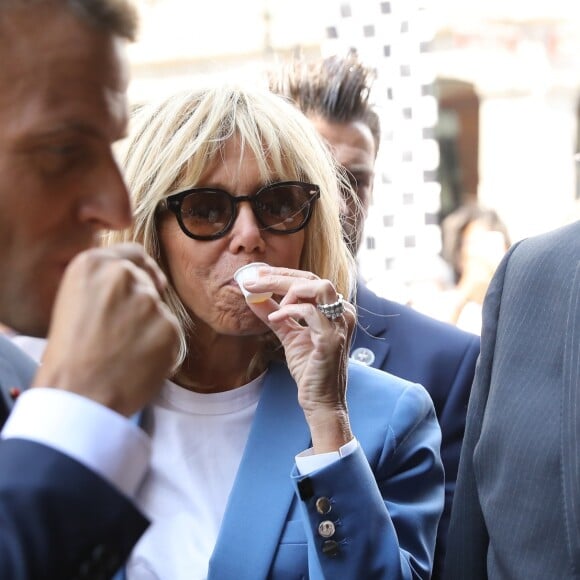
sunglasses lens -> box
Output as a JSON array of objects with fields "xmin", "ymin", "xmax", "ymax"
[
  {"xmin": 254, "ymin": 184, "xmax": 315, "ymax": 231},
  {"xmin": 179, "ymin": 190, "xmax": 231, "ymax": 238}
]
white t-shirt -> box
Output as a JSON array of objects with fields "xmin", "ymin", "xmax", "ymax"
[
  {"xmin": 127, "ymin": 375, "xmax": 264, "ymax": 580},
  {"xmin": 126, "ymin": 374, "xmax": 357, "ymax": 580}
]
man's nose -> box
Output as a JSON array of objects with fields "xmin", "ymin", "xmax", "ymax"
[{"xmin": 78, "ymin": 154, "xmax": 132, "ymax": 231}]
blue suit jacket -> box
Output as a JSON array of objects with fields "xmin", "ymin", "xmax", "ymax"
[
  {"xmin": 0, "ymin": 335, "xmax": 148, "ymax": 579},
  {"xmin": 353, "ymin": 283, "xmax": 480, "ymax": 578},
  {"xmin": 180, "ymin": 360, "xmax": 443, "ymax": 579},
  {"xmin": 445, "ymin": 221, "xmax": 580, "ymax": 579}
]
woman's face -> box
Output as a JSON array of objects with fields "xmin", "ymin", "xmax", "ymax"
[{"xmin": 158, "ymin": 136, "xmax": 306, "ymax": 338}]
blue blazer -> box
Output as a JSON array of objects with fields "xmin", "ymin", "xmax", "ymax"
[
  {"xmin": 0, "ymin": 335, "xmax": 148, "ymax": 579},
  {"xmin": 353, "ymin": 282, "xmax": 480, "ymax": 578},
  {"xmin": 193, "ymin": 360, "xmax": 443, "ymax": 579},
  {"xmin": 445, "ymin": 221, "xmax": 580, "ymax": 579}
]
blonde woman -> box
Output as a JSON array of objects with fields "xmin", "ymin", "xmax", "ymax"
[{"xmin": 109, "ymin": 85, "xmax": 443, "ymax": 579}]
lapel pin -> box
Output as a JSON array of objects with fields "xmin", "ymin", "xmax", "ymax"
[
  {"xmin": 350, "ymin": 347, "xmax": 375, "ymax": 366},
  {"xmin": 9, "ymin": 387, "xmax": 21, "ymax": 400}
]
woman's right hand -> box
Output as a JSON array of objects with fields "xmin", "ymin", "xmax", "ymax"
[{"xmin": 244, "ymin": 266, "xmax": 356, "ymax": 453}]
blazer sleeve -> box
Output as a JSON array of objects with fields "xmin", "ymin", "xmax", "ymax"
[
  {"xmin": 291, "ymin": 383, "xmax": 444, "ymax": 579},
  {"xmin": 0, "ymin": 438, "xmax": 149, "ymax": 580},
  {"xmin": 443, "ymin": 246, "xmax": 515, "ymax": 580}
]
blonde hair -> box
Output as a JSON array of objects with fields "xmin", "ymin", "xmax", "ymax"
[{"xmin": 108, "ymin": 84, "xmax": 355, "ymax": 367}]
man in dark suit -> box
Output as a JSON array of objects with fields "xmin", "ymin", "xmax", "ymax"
[
  {"xmin": 271, "ymin": 52, "xmax": 480, "ymax": 578},
  {"xmin": 445, "ymin": 219, "xmax": 580, "ymax": 579},
  {"xmin": 0, "ymin": 1, "xmax": 178, "ymax": 577}
]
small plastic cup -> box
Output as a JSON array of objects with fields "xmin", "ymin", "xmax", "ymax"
[{"xmin": 234, "ymin": 262, "xmax": 273, "ymax": 304}]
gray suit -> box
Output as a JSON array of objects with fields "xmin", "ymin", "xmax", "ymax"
[{"xmin": 445, "ymin": 220, "xmax": 580, "ymax": 579}]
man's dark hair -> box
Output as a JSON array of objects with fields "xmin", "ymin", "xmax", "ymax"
[
  {"xmin": 270, "ymin": 50, "xmax": 381, "ymax": 155},
  {"xmin": 0, "ymin": 0, "xmax": 138, "ymax": 41}
]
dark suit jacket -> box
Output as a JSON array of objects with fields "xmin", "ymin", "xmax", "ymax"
[
  {"xmin": 0, "ymin": 335, "xmax": 148, "ymax": 579},
  {"xmin": 445, "ymin": 221, "xmax": 580, "ymax": 579},
  {"xmin": 354, "ymin": 283, "xmax": 480, "ymax": 578}
]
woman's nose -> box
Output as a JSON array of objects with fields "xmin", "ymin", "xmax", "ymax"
[{"xmin": 228, "ymin": 202, "xmax": 266, "ymax": 254}]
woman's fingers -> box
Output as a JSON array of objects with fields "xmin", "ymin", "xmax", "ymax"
[{"xmin": 244, "ymin": 269, "xmax": 341, "ymax": 308}]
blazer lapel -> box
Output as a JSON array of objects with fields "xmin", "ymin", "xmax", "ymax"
[
  {"xmin": 560, "ymin": 263, "xmax": 580, "ymax": 570},
  {"xmin": 208, "ymin": 361, "xmax": 310, "ymax": 580}
]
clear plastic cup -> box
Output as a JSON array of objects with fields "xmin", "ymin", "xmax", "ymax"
[{"xmin": 233, "ymin": 262, "xmax": 273, "ymax": 304}]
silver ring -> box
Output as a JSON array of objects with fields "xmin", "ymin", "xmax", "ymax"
[{"xmin": 316, "ymin": 293, "xmax": 345, "ymax": 320}]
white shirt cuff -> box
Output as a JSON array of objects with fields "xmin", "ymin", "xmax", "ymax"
[
  {"xmin": 1, "ymin": 388, "xmax": 150, "ymax": 497},
  {"xmin": 295, "ymin": 437, "xmax": 358, "ymax": 475}
]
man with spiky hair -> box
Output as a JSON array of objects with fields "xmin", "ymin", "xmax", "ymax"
[
  {"xmin": 271, "ymin": 52, "xmax": 480, "ymax": 579},
  {"xmin": 272, "ymin": 51, "xmax": 380, "ymax": 256},
  {"xmin": 0, "ymin": 1, "xmax": 179, "ymax": 577}
]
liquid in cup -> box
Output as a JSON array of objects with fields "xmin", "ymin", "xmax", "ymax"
[{"xmin": 234, "ymin": 262, "xmax": 273, "ymax": 304}]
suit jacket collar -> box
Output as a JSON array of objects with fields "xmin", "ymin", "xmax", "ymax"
[
  {"xmin": 208, "ymin": 361, "xmax": 309, "ymax": 579},
  {"xmin": 0, "ymin": 335, "xmax": 37, "ymax": 422},
  {"xmin": 352, "ymin": 281, "xmax": 392, "ymax": 371}
]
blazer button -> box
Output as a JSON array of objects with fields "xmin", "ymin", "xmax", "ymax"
[
  {"xmin": 321, "ymin": 539, "xmax": 340, "ymax": 557},
  {"xmin": 315, "ymin": 496, "xmax": 332, "ymax": 515},
  {"xmin": 318, "ymin": 520, "xmax": 336, "ymax": 538}
]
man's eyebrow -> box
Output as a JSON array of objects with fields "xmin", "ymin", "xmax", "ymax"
[
  {"xmin": 32, "ymin": 122, "xmax": 102, "ymax": 139},
  {"xmin": 13, "ymin": 123, "xmax": 103, "ymax": 153}
]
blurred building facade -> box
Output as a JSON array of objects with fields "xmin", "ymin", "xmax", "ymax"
[
  {"xmin": 433, "ymin": 0, "xmax": 580, "ymax": 243},
  {"xmin": 128, "ymin": 0, "xmax": 580, "ymax": 301}
]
